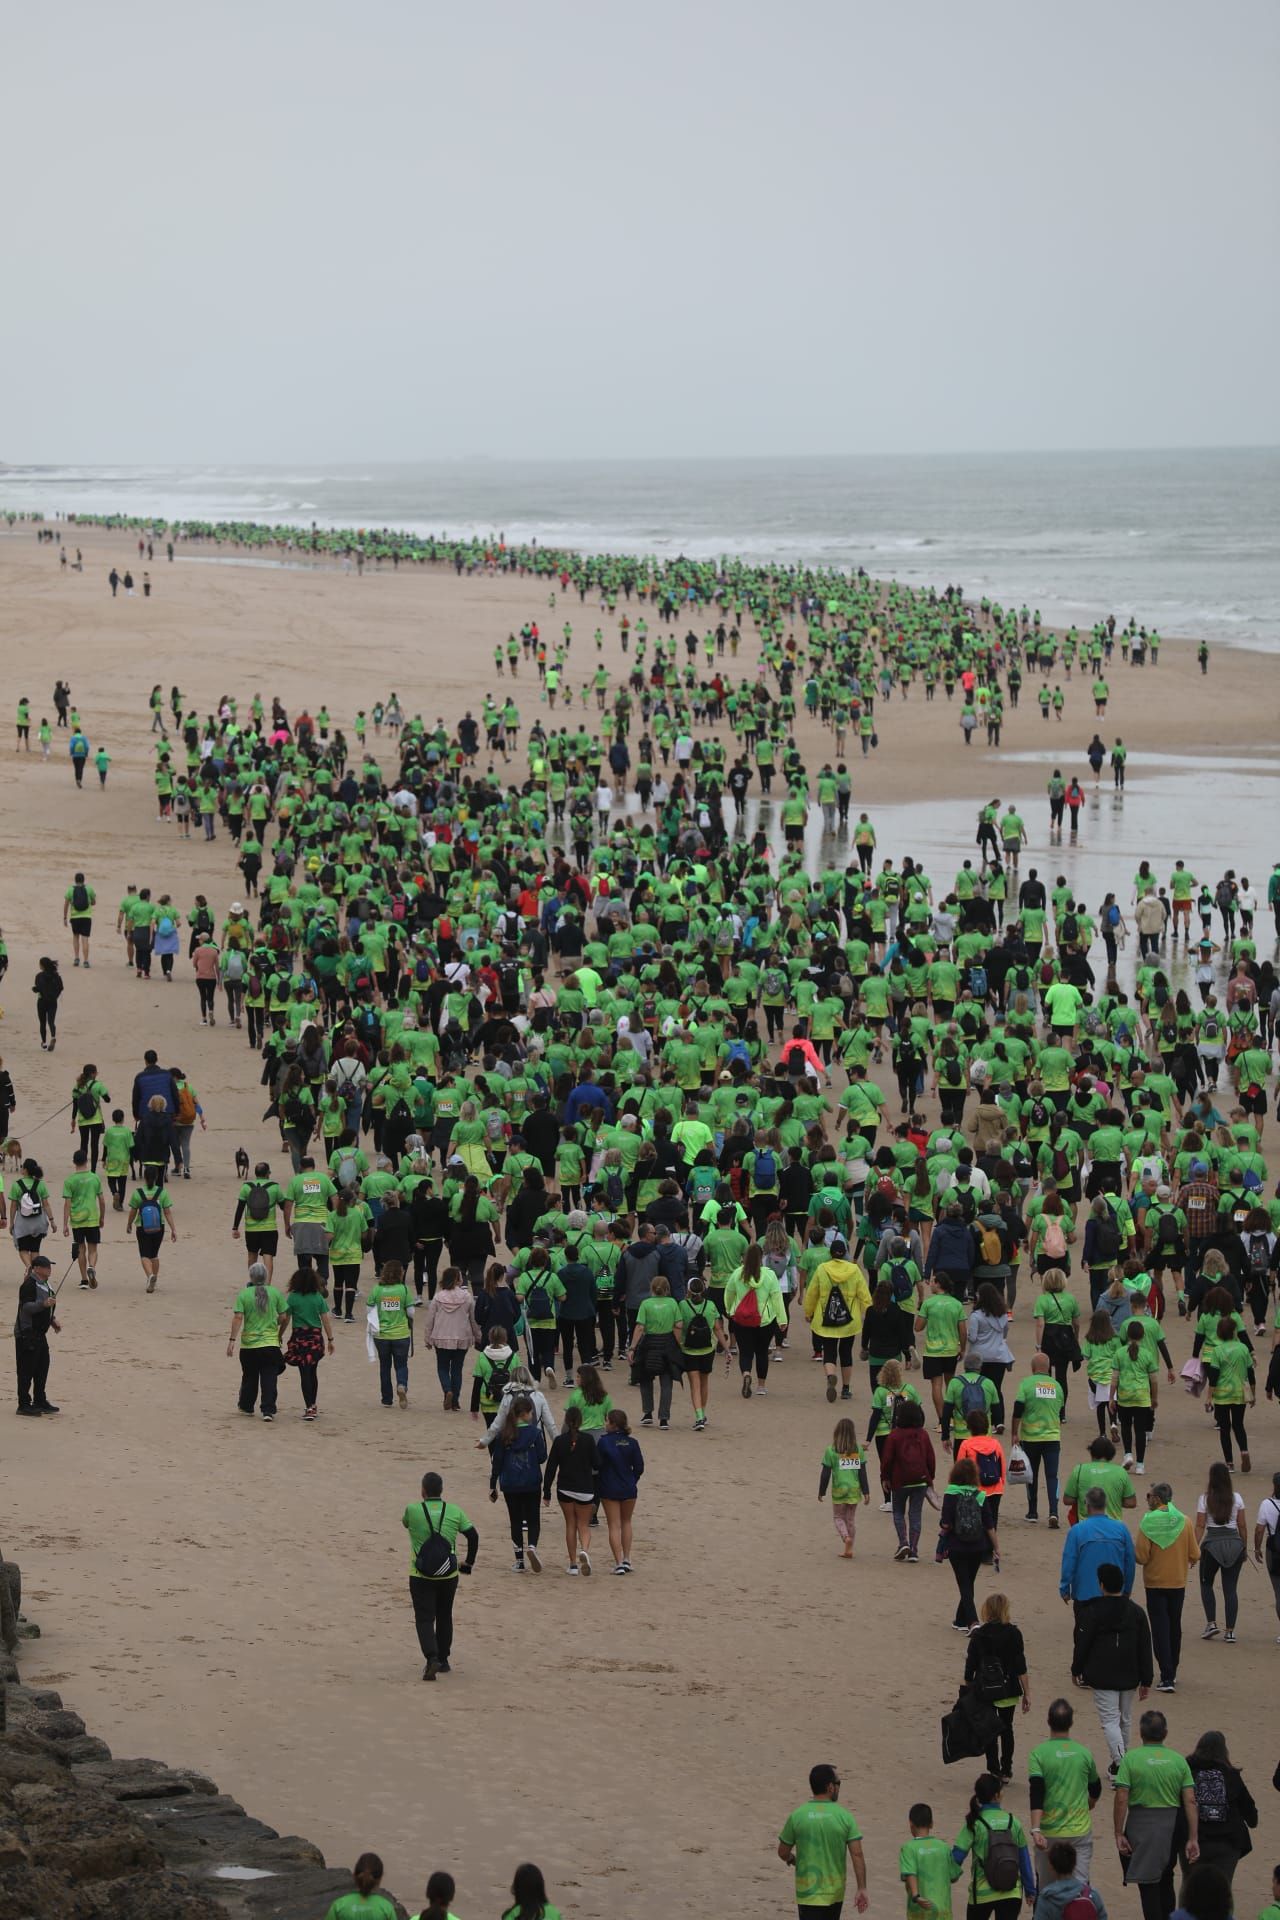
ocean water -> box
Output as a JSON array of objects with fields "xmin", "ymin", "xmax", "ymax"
[{"xmin": 1, "ymin": 448, "xmax": 1277, "ymax": 649}]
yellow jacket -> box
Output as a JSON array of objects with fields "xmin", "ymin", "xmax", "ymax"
[
  {"xmin": 1136, "ymin": 1518, "xmax": 1200, "ymax": 1589},
  {"xmin": 804, "ymin": 1259, "xmax": 872, "ymax": 1339}
]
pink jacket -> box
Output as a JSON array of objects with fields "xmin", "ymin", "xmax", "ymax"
[{"xmin": 422, "ymin": 1285, "xmax": 480, "ymax": 1349}]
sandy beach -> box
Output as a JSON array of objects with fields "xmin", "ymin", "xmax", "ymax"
[{"xmin": 4, "ymin": 522, "xmax": 1280, "ymax": 1919}]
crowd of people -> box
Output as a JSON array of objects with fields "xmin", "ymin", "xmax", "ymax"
[{"xmin": 11, "ymin": 518, "xmax": 1280, "ymax": 1919}]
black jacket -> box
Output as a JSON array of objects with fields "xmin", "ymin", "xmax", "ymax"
[
  {"xmin": 1071, "ymin": 1593, "xmax": 1154, "ymax": 1691},
  {"xmin": 543, "ymin": 1429, "xmax": 597, "ymax": 1502},
  {"xmin": 1188, "ymin": 1759, "xmax": 1256, "ymax": 1856}
]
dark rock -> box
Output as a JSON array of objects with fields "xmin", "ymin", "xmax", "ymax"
[
  {"xmin": 132, "ymin": 1795, "xmax": 279, "ymax": 1868},
  {"xmin": 0, "ymin": 1730, "xmax": 71, "ymax": 1788},
  {"xmin": 56, "ymin": 1736, "xmax": 113, "ymax": 1766},
  {"xmin": 237, "ymin": 1831, "xmax": 326, "ymax": 1868},
  {"xmin": 24, "ymin": 1690, "xmax": 64, "ymax": 1712},
  {"xmin": 0, "ymin": 1861, "xmax": 99, "ymax": 1919},
  {"xmin": 73, "ymin": 1757, "xmax": 218, "ymax": 1801},
  {"xmin": 31, "ymin": 1710, "xmax": 86, "ymax": 1742},
  {"xmin": 91, "ymin": 1867, "xmax": 227, "ymax": 1920},
  {"xmin": 18, "ymin": 1782, "xmax": 162, "ymax": 1883}
]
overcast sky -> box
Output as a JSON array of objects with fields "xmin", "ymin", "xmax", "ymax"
[{"xmin": 4, "ymin": 0, "xmax": 1277, "ymax": 462}]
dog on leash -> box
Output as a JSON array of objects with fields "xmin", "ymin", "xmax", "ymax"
[
  {"xmin": 2, "ymin": 1139, "xmax": 21, "ymax": 1172},
  {"xmin": 234, "ymin": 1147, "xmax": 251, "ymax": 1180}
]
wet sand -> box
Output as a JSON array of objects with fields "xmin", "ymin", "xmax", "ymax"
[{"xmin": 3, "ymin": 524, "xmax": 1279, "ymax": 1919}]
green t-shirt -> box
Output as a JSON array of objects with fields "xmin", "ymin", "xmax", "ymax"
[
  {"xmin": 1013, "ymin": 1373, "xmax": 1065, "ymax": 1441},
  {"xmin": 101, "ymin": 1123, "xmax": 135, "ymax": 1176},
  {"xmin": 61, "ymin": 1170, "xmax": 103, "ymax": 1229},
  {"xmin": 956, "ymin": 1810, "xmax": 1028, "ymax": 1905},
  {"xmin": 1027, "ymin": 1736, "xmax": 1099, "ymax": 1837},
  {"xmin": 919, "ymin": 1292, "xmax": 966, "ymax": 1357},
  {"xmin": 899, "ymin": 1834, "xmax": 958, "ymax": 1920},
  {"xmin": 403, "ymin": 1497, "xmax": 472, "ymax": 1582},
  {"xmin": 324, "ymin": 1895, "xmax": 399, "ymax": 1920},
  {"xmin": 635, "ymin": 1295, "xmax": 680, "ymax": 1336},
  {"xmin": 779, "ymin": 1798, "xmax": 862, "ymax": 1909},
  {"xmin": 286, "ymin": 1288, "xmax": 328, "ymax": 1329},
  {"xmin": 1063, "ymin": 1459, "xmax": 1134, "ymax": 1517},
  {"xmin": 368, "ymin": 1281, "xmax": 412, "ymax": 1340},
  {"xmin": 1115, "ymin": 1742, "xmax": 1193, "ymax": 1809},
  {"xmin": 285, "ymin": 1170, "xmax": 337, "ymax": 1222},
  {"xmin": 233, "ymin": 1283, "xmax": 287, "ymax": 1348},
  {"xmin": 822, "ymin": 1442, "xmax": 865, "ymax": 1505}
]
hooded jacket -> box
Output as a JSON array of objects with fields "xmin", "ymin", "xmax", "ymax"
[
  {"xmin": 804, "ymin": 1258, "xmax": 872, "ymax": 1338},
  {"xmin": 925, "ymin": 1217, "xmax": 976, "ymax": 1277},
  {"xmin": 1071, "ymin": 1592, "xmax": 1154, "ymax": 1690},
  {"xmin": 1035, "ymin": 1877, "xmax": 1108, "ymax": 1920},
  {"xmin": 619, "ymin": 1240, "xmax": 662, "ymax": 1308},
  {"xmin": 421, "ymin": 1284, "xmax": 480, "ymax": 1350}
]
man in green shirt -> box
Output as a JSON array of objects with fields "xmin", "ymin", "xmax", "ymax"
[
  {"xmin": 402, "ymin": 1469, "xmax": 479, "ymax": 1679},
  {"xmin": 899, "ymin": 1805, "xmax": 959, "ymax": 1920},
  {"xmin": 1027, "ymin": 1698, "xmax": 1101, "ymax": 1886},
  {"xmin": 1063, "ymin": 1437, "xmax": 1136, "ymax": 1520},
  {"xmin": 283, "ymin": 1158, "xmax": 337, "ymax": 1270},
  {"xmin": 778, "ymin": 1763, "xmax": 868, "ymax": 1915},
  {"xmin": 1114, "ymin": 1711, "xmax": 1198, "ymax": 1894},
  {"xmin": 61, "ymin": 1151, "xmax": 104, "ymax": 1289},
  {"xmin": 1010, "ymin": 1356, "xmax": 1066, "ymax": 1525}
]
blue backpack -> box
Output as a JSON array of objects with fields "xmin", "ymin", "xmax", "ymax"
[
  {"xmin": 752, "ymin": 1148, "xmax": 778, "ymax": 1188},
  {"xmin": 139, "ymin": 1194, "xmax": 164, "ymax": 1234},
  {"xmin": 727, "ymin": 1038, "xmax": 751, "ymax": 1070}
]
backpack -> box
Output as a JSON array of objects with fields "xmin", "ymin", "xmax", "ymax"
[
  {"xmin": 158, "ymin": 915, "xmax": 176, "ymax": 939},
  {"xmin": 1051, "ymin": 1146, "xmax": 1071, "ymax": 1182},
  {"xmin": 1193, "ymin": 1767, "xmax": 1230, "ymax": 1827},
  {"xmin": 176, "ymin": 1084, "xmax": 197, "ymax": 1126},
  {"xmin": 1202, "ymin": 1011, "xmax": 1221, "ymax": 1040},
  {"xmin": 887, "ymin": 1260, "xmax": 913, "ymax": 1303},
  {"xmin": 952, "ymin": 1487, "xmax": 986, "ymax": 1544},
  {"xmin": 726, "ymin": 1038, "xmax": 751, "ymax": 1070},
  {"xmin": 482, "ymin": 1356, "xmax": 512, "ymax": 1404},
  {"xmin": 192, "ymin": 906, "xmax": 213, "ymax": 933},
  {"xmin": 76, "ymin": 1087, "xmax": 98, "ymax": 1121},
  {"xmin": 224, "ymin": 950, "xmax": 246, "ymax": 982},
  {"xmin": 16, "ymin": 1181, "xmax": 45, "ymax": 1224},
  {"xmin": 525, "ymin": 1278, "xmax": 553, "ymax": 1321},
  {"xmin": 683, "ymin": 1301, "xmax": 714, "ymax": 1352},
  {"xmin": 604, "ymin": 1168, "xmax": 624, "ymax": 1208},
  {"xmin": 138, "ymin": 1192, "xmax": 164, "ymax": 1234},
  {"xmin": 413, "ymin": 1502, "xmax": 458, "ymax": 1579},
  {"xmin": 283, "ymin": 1093, "xmax": 308, "ymax": 1131},
  {"xmin": 1042, "ymin": 1216, "xmax": 1067, "ymax": 1259},
  {"xmin": 1247, "ymin": 1231, "xmax": 1271, "ymax": 1279},
  {"xmin": 978, "ymin": 1223, "xmax": 1004, "ymax": 1268},
  {"xmin": 1061, "ymin": 913, "xmax": 1079, "ymax": 945},
  {"xmin": 973, "ymin": 1445, "xmax": 1003, "ymax": 1489},
  {"xmin": 245, "ymin": 1182, "xmax": 272, "ymax": 1222},
  {"xmin": 1028, "ymin": 1099, "xmax": 1050, "ymax": 1130},
  {"xmin": 1105, "ymin": 903, "xmax": 1121, "ymax": 927},
  {"xmin": 959, "ymin": 1374, "xmax": 988, "ymax": 1422},
  {"xmin": 732, "ymin": 1282, "xmax": 761, "ymax": 1328},
  {"xmin": 976, "ymin": 1812, "xmax": 1020, "ymax": 1894},
  {"xmin": 71, "ymin": 882, "xmax": 90, "ymax": 914},
  {"xmin": 762, "ymin": 966, "xmax": 785, "ymax": 997},
  {"xmin": 968, "ymin": 965, "xmax": 988, "ymax": 1000},
  {"xmin": 951, "ymin": 1180, "xmax": 977, "ymax": 1225},
  {"xmin": 752, "ymin": 1148, "xmax": 777, "ymax": 1188},
  {"xmin": 822, "ymin": 1281, "xmax": 853, "ymax": 1329},
  {"xmin": 1093, "ymin": 1216, "xmax": 1121, "ymax": 1263},
  {"xmin": 1154, "ymin": 1212, "xmax": 1183, "ymax": 1253},
  {"xmin": 973, "ymin": 1651, "xmax": 1012, "ymax": 1701},
  {"xmin": 1061, "ymin": 1894, "xmax": 1101, "ymax": 1920},
  {"xmin": 336, "ymin": 1151, "xmax": 361, "ymax": 1191}
]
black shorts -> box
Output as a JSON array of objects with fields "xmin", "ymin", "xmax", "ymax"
[
  {"xmin": 923, "ymin": 1354, "xmax": 959, "ymax": 1381},
  {"xmin": 244, "ymin": 1230, "xmax": 279, "ymax": 1256},
  {"xmin": 682, "ymin": 1353, "xmax": 714, "ymax": 1375},
  {"xmin": 71, "ymin": 1227, "xmax": 101, "ymax": 1247},
  {"xmin": 69, "ymin": 917, "xmax": 92, "ymax": 936},
  {"xmin": 136, "ymin": 1231, "xmax": 163, "ymax": 1259},
  {"xmin": 1241, "ymin": 1089, "xmax": 1266, "ymax": 1116}
]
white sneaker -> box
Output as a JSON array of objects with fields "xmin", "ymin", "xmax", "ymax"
[
  {"xmin": 578, "ymin": 1549, "xmax": 592, "ymax": 1577},
  {"xmin": 543, "ymin": 1368, "xmax": 558, "ymax": 1392},
  {"xmin": 1135, "ymin": 1462, "xmax": 1146, "ymax": 1475},
  {"xmin": 880, "ymin": 1499, "xmax": 893, "ymax": 1513},
  {"xmin": 566, "ymin": 1564, "xmax": 580, "ymax": 1574},
  {"xmin": 526, "ymin": 1544, "xmax": 542, "ymax": 1572},
  {"xmin": 1122, "ymin": 1453, "xmax": 1134, "ymax": 1469}
]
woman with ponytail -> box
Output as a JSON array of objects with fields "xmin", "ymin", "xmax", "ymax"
[
  {"xmin": 409, "ymin": 1869, "xmax": 459, "ymax": 1920},
  {"xmin": 323, "ymin": 1850, "xmax": 397, "ymax": 1919}
]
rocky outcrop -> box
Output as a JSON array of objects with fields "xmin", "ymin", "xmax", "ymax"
[{"xmin": 0, "ymin": 1553, "xmax": 406, "ymax": 1919}]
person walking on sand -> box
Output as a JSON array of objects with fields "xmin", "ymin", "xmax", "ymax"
[
  {"xmin": 676, "ymin": 1274, "xmax": 729, "ymax": 1430},
  {"xmin": 323, "ymin": 1853, "xmax": 399, "ymax": 1920},
  {"xmin": 63, "ymin": 872, "xmax": 95, "ymax": 969},
  {"xmin": 282, "ymin": 1266, "xmax": 334, "ymax": 1421},
  {"xmin": 501, "ymin": 1864, "xmax": 564, "ymax": 1920},
  {"xmin": 1194, "ymin": 1460, "xmax": 1247, "ymax": 1644},
  {"xmin": 33, "ymin": 956, "xmax": 62, "ymax": 1051},
  {"xmin": 596, "ymin": 1404, "xmax": 644, "ymax": 1573},
  {"xmin": 226, "ymin": 1261, "xmax": 287, "ymax": 1421},
  {"xmin": 402, "ymin": 1468, "xmax": 478, "ymax": 1680},
  {"xmin": 819, "ymin": 1416, "xmax": 868, "ymax": 1559},
  {"xmin": 1071, "ymin": 1558, "xmax": 1154, "ymax": 1781},
  {"xmin": 805, "ymin": 1235, "xmax": 872, "ymax": 1405},
  {"xmin": 543, "ymin": 1400, "xmax": 598, "ymax": 1575},
  {"xmin": 421, "ymin": 1265, "xmax": 479, "ymax": 1411},
  {"xmin": 14, "ymin": 1253, "xmax": 60, "ymax": 1418},
  {"xmin": 489, "ymin": 1392, "xmax": 548, "ymax": 1573},
  {"xmin": 1136, "ymin": 1482, "xmax": 1200, "ymax": 1693},
  {"xmin": 126, "ymin": 1163, "xmax": 176, "ymax": 1293},
  {"xmin": 1113, "ymin": 1710, "xmax": 1199, "ymax": 1920},
  {"xmin": 777, "ymin": 1762, "xmax": 869, "ymax": 1917}
]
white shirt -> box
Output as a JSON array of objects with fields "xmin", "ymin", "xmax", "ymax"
[{"xmin": 1196, "ymin": 1491, "xmax": 1245, "ymax": 1528}]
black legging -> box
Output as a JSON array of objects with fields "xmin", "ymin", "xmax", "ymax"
[
  {"xmin": 979, "ymin": 1360, "xmax": 1009, "ymax": 1427},
  {"xmin": 984, "ymin": 1702, "xmax": 1016, "ymax": 1778},
  {"xmin": 78, "ymin": 1125, "xmax": 100, "ymax": 1171},
  {"xmin": 331, "ymin": 1263, "xmax": 360, "ymax": 1318},
  {"xmin": 297, "ymin": 1361, "xmax": 319, "ymax": 1409},
  {"xmin": 503, "ymin": 1488, "xmax": 541, "ymax": 1553},
  {"xmin": 1200, "ymin": 1551, "xmax": 1243, "ymax": 1631},
  {"xmin": 735, "ymin": 1323, "xmax": 772, "ymax": 1381},
  {"xmin": 36, "ymin": 1000, "xmax": 58, "ymax": 1044},
  {"xmin": 560, "ymin": 1318, "xmax": 597, "ymax": 1373},
  {"xmin": 1118, "ymin": 1404, "xmax": 1153, "ymax": 1463},
  {"xmin": 1213, "ymin": 1403, "xmax": 1248, "ymax": 1463},
  {"xmin": 1136, "ymin": 1865, "xmax": 1176, "ymax": 1920}
]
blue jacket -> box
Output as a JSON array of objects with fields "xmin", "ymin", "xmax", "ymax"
[
  {"xmin": 489, "ymin": 1423, "xmax": 547, "ymax": 1494},
  {"xmin": 1059, "ymin": 1513, "xmax": 1135, "ymax": 1602},
  {"xmin": 565, "ymin": 1082, "xmax": 613, "ymax": 1125},
  {"xmin": 595, "ymin": 1431, "xmax": 645, "ymax": 1502}
]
